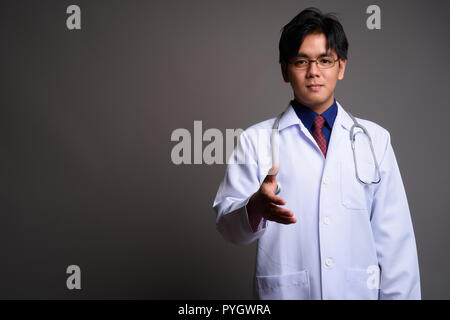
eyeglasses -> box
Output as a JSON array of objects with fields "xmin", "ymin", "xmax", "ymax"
[{"xmin": 289, "ymin": 56, "xmax": 339, "ymax": 69}]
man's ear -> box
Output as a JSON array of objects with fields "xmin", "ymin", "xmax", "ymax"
[
  {"xmin": 281, "ymin": 62, "xmax": 289, "ymax": 83},
  {"xmin": 338, "ymin": 59, "xmax": 347, "ymax": 80}
]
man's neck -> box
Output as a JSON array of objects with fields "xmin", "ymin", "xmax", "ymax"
[{"xmin": 294, "ymin": 96, "xmax": 335, "ymax": 115}]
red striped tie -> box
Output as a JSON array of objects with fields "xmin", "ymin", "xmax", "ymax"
[{"xmin": 312, "ymin": 115, "xmax": 327, "ymax": 157}]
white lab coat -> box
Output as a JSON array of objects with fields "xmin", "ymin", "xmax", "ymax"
[{"xmin": 212, "ymin": 101, "xmax": 421, "ymax": 300}]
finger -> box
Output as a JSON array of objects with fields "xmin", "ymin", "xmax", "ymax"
[
  {"xmin": 263, "ymin": 163, "xmax": 279, "ymax": 182},
  {"xmin": 267, "ymin": 195, "xmax": 286, "ymax": 206},
  {"xmin": 266, "ymin": 204, "xmax": 294, "ymax": 222},
  {"xmin": 269, "ymin": 204, "xmax": 294, "ymax": 218},
  {"xmin": 269, "ymin": 215, "xmax": 297, "ymax": 225},
  {"xmin": 263, "ymin": 174, "xmax": 277, "ymax": 185},
  {"xmin": 267, "ymin": 163, "xmax": 279, "ymax": 176},
  {"xmin": 264, "ymin": 193, "xmax": 286, "ymax": 206}
]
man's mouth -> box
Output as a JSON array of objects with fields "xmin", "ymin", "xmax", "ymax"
[{"xmin": 307, "ymin": 84, "xmax": 323, "ymax": 91}]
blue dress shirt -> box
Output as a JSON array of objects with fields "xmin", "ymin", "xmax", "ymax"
[{"xmin": 291, "ymin": 99, "xmax": 338, "ymax": 147}]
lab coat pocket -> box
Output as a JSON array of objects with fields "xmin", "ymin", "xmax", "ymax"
[
  {"xmin": 345, "ymin": 268, "xmax": 379, "ymax": 300},
  {"xmin": 256, "ymin": 270, "xmax": 310, "ymax": 300},
  {"xmin": 340, "ymin": 161, "xmax": 374, "ymax": 211}
]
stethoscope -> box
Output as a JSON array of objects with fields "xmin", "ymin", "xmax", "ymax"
[{"xmin": 270, "ymin": 107, "xmax": 382, "ymax": 195}]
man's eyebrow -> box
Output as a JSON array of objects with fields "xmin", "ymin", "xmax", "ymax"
[{"xmin": 295, "ymin": 52, "xmax": 335, "ymax": 58}]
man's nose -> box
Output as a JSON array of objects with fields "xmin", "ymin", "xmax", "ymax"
[{"xmin": 306, "ymin": 61, "xmax": 320, "ymax": 77}]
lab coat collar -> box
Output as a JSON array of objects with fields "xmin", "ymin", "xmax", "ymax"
[
  {"xmin": 335, "ymin": 101, "xmax": 354, "ymax": 131},
  {"xmin": 277, "ymin": 102, "xmax": 300, "ymax": 131},
  {"xmin": 277, "ymin": 100, "xmax": 354, "ymax": 132}
]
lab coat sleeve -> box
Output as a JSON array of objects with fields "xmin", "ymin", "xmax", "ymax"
[
  {"xmin": 370, "ymin": 131, "xmax": 421, "ymax": 299},
  {"xmin": 212, "ymin": 129, "xmax": 267, "ymax": 245}
]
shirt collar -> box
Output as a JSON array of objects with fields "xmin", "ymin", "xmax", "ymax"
[
  {"xmin": 291, "ymin": 99, "xmax": 338, "ymax": 131},
  {"xmin": 277, "ymin": 100, "xmax": 353, "ymax": 132}
]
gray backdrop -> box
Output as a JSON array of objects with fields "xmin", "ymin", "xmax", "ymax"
[{"xmin": 1, "ymin": 0, "xmax": 449, "ymax": 299}]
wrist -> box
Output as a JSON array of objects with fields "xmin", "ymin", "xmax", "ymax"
[{"xmin": 247, "ymin": 193, "xmax": 262, "ymax": 232}]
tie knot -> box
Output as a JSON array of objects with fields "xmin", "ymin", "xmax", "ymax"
[{"xmin": 314, "ymin": 115, "xmax": 325, "ymax": 129}]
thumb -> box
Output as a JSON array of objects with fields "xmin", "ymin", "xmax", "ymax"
[
  {"xmin": 263, "ymin": 164, "xmax": 279, "ymax": 185},
  {"xmin": 267, "ymin": 163, "xmax": 279, "ymax": 176}
]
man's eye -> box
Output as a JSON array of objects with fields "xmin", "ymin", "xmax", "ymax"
[
  {"xmin": 294, "ymin": 59, "xmax": 308, "ymax": 66},
  {"xmin": 319, "ymin": 58, "xmax": 332, "ymax": 64}
]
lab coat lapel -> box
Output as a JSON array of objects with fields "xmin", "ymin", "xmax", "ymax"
[
  {"xmin": 278, "ymin": 103, "xmax": 322, "ymax": 151},
  {"xmin": 277, "ymin": 101, "xmax": 355, "ymax": 160},
  {"xmin": 278, "ymin": 103, "xmax": 300, "ymax": 131},
  {"xmin": 325, "ymin": 102, "xmax": 354, "ymax": 162}
]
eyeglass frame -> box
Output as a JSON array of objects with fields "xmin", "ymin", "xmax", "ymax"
[{"xmin": 288, "ymin": 55, "xmax": 340, "ymax": 70}]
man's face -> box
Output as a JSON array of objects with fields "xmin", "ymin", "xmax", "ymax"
[{"xmin": 281, "ymin": 33, "xmax": 347, "ymax": 114}]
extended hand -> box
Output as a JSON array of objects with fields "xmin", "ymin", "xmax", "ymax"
[{"xmin": 247, "ymin": 168, "xmax": 296, "ymax": 226}]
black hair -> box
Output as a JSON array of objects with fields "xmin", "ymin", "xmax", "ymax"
[{"xmin": 278, "ymin": 8, "xmax": 349, "ymax": 64}]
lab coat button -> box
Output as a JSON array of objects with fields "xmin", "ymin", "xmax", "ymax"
[
  {"xmin": 325, "ymin": 258, "xmax": 334, "ymax": 267},
  {"xmin": 324, "ymin": 217, "xmax": 330, "ymax": 225},
  {"xmin": 323, "ymin": 176, "xmax": 330, "ymax": 185}
]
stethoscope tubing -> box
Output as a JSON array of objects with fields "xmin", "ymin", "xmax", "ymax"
[{"xmin": 270, "ymin": 107, "xmax": 382, "ymax": 195}]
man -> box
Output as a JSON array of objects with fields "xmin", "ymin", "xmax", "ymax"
[{"xmin": 212, "ymin": 8, "xmax": 420, "ymax": 300}]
